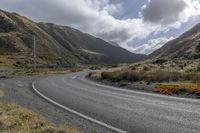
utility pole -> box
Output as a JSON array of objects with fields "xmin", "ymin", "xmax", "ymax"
[{"xmin": 33, "ymin": 36, "xmax": 36, "ymax": 70}]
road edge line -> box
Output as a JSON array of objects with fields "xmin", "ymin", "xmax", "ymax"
[{"xmin": 32, "ymin": 81, "xmax": 127, "ymax": 133}]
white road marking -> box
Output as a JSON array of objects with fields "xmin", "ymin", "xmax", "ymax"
[
  {"xmin": 32, "ymin": 81, "xmax": 127, "ymax": 133},
  {"xmin": 71, "ymin": 76, "xmax": 77, "ymax": 79},
  {"xmin": 17, "ymin": 84, "xmax": 23, "ymax": 87}
]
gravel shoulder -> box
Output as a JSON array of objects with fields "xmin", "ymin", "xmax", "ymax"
[{"xmin": 0, "ymin": 76, "xmax": 114, "ymax": 133}]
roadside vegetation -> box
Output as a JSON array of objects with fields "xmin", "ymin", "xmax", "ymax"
[
  {"xmin": 9, "ymin": 67, "xmax": 84, "ymax": 77},
  {"xmin": 100, "ymin": 70, "xmax": 200, "ymax": 83},
  {"xmin": 0, "ymin": 88, "xmax": 79, "ymax": 133},
  {"xmin": 0, "ymin": 67, "xmax": 85, "ymax": 78},
  {"xmin": 0, "ymin": 102, "xmax": 79, "ymax": 133},
  {"xmin": 0, "ymin": 53, "xmax": 115, "ymax": 78},
  {"xmin": 88, "ymin": 59, "xmax": 200, "ymax": 96},
  {"xmin": 154, "ymin": 83, "xmax": 200, "ymax": 95}
]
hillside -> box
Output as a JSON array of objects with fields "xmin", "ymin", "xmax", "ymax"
[
  {"xmin": 0, "ymin": 9, "xmax": 146, "ymax": 67},
  {"xmin": 38, "ymin": 23, "xmax": 146, "ymax": 64},
  {"xmin": 150, "ymin": 23, "xmax": 200, "ymax": 60},
  {"xmin": 0, "ymin": 10, "xmax": 79, "ymax": 67}
]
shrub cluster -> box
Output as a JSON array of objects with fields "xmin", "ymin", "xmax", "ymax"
[{"xmin": 101, "ymin": 70, "xmax": 200, "ymax": 83}]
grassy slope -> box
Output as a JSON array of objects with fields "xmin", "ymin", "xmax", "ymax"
[{"xmin": 0, "ymin": 10, "xmax": 80, "ymax": 66}]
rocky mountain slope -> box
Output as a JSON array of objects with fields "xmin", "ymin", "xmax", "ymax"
[
  {"xmin": 0, "ymin": 9, "xmax": 146, "ymax": 67},
  {"xmin": 150, "ymin": 23, "xmax": 200, "ymax": 60}
]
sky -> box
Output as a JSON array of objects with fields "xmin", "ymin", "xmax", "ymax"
[{"xmin": 0, "ymin": 0, "xmax": 200, "ymax": 55}]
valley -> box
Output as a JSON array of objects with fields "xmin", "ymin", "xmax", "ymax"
[{"xmin": 0, "ymin": 5, "xmax": 200, "ymax": 133}]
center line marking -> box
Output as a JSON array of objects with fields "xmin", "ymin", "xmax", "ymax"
[{"xmin": 71, "ymin": 76, "xmax": 77, "ymax": 79}]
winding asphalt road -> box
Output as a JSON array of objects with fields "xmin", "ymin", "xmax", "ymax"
[{"xmin": 32, "ymin": 72, "xmax": 200, "ymax": 133}]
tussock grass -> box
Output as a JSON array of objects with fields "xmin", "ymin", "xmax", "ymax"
[
  {"xmin": 88, "ymin": 72, "xmax": 101, "ymax": 79},
  {"xmin": 101, "ymin": 70, "xmax": 200, "ymax": 83},
  {"xmin": 0, "ymin": 103, "xmax": 79, "ymax": 133},
  {"xmin": 100, "ymin": 68, "xmax": 200, "ymax": 96}
]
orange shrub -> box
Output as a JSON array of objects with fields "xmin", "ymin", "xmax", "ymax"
[{"xmin": 154, "ymin": 83, "xmax": 200, "ymax": 95}]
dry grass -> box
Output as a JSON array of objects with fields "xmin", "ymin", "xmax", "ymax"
[
  {"xmin": 7, "ymin": 67, "xmax": 85, "ymax": 77},
  {"xmin": 0, "ymin": 54, "xmax": 21, "ymax": 67},
  {"xmin": 0, "ymin": 103, "xmax": 79, "ymax": 133},
  {"xmin": 100, "ymin": 68, "xmax": 200, "ymax": 83},
  {"xmin": 129, "ymin": 59, "xmax": 200, "ymax": 72},
  {"xmin": 154, "ymin": 83, "xmax": 200, "ymax": 95},
  {"xmin": 87, "ymin": 72, "xmax": 101, "ymax": 79}
]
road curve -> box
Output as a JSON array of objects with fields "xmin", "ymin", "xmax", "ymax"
[{"xmin": 32, "ymin": 72, "xmax": 200, "ymax": 133}]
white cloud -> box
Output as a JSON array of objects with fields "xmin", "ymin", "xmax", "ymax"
[{"xmin": 0, "ymin": 0, "xmax": 156, "ymax": 45}]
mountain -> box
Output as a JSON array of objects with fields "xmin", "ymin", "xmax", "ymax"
[
  {"xmin": 38, "ymin": 23, "xmax": 147, "ymax": 64},
  {"xmin": 0, "ymin": 9, "xmax": 146, "ymax": 67},
  {"xmin": 150, "ymin": 23, "xmax": 200, "ymax": 60}
]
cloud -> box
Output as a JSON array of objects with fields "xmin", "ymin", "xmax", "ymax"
[
  {"xmin": 0, "ymin": 0, "xmax": 156, "ymax": 45},
  {"xmin": 140, "ymin": 0, "xmax": 200, "ymax": 27},
  {"xmin": 123, "ymin": 37, "xmax": 175, "ymax": 55},
  {"xmin": 140, "ymin": 0, "xmax": 187, "ymax": 25},
  {"xmin": 0, "ymin": 0, "xmax": 200, "ymax": 54}
]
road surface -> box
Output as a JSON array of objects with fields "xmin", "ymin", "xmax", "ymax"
[{"xmin": 33, "ymin": 72, "xmax": 200, "ymax": 133}]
